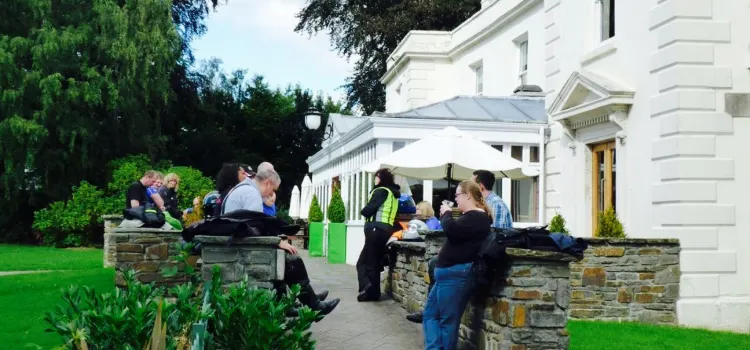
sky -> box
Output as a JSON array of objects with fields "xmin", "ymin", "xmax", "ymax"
[{"xmin": 191, "ymin": 0, "xmax": 353, "ymax": 102}]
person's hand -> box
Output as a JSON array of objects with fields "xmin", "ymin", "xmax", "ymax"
[
  {"xmin": 264, "ymin": 192, "xmax": 276, "ymax": 207},
  {"xmin": 440, "ymin": 204, "xmax": 451, "ymax": 216},
  {"xmin": 279, "ymin": 240, "xmax": 297, "ymax": 255}
]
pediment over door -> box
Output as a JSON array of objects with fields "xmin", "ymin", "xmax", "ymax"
[{"xmin": 548, "ymin": 70, "xmax": 634, "ymax": 143}]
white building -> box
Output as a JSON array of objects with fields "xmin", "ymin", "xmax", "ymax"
[{"xmin": 307, "ymin": 0, "xmax": 750, "ymax": 332}]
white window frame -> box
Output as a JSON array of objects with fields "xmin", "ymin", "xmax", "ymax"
[
  {"xmin": 518, "ymin": 40, "xmax": 528, "ymax": 85},
  {"xmin": 594, "ymin": 0, "xmax": 615, "ymax": 43},
  {"xmin": 474, "ymin": 65, "xmax": 484, "ymax": 94},
  {"xmin": 489, "ymin": 143, "xmax": 542, "ymax": 226}
]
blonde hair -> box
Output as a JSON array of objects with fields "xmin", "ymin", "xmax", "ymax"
[
  {"xmin": 458, "ymin": 180, "xmax": 492, "ymax": 219},
  {"xmin": 416, "ymin": 201, "xmax": 434, "ymax": 217},
  {"xmin": 164, "ymin": 173, "xmax": 180, "ymax": 190}
]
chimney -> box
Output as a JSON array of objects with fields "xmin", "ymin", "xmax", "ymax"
[{"xmin": 513, "ymin": 85, "xmax": 545, "ymax": 97}]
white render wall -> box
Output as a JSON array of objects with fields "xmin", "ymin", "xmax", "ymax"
[
  {"xmin": 542, "ymin": 0, "xmax": 750, "ymax": 332},
  {"xmin": 384, "ymin": 0, "xmax": 545, "ymax": 113}
]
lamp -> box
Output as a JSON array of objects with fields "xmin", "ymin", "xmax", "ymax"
[{"xmin": 304, "ymin": 107, "xmax": 334, "ymax": 141}]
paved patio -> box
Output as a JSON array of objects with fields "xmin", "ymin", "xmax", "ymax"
[{"xmin": 301, "ymin": 250, "xmax": 424, "ymax": 350}]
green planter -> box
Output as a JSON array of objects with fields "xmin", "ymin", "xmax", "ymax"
[
  {"xmin": 327, "ymin": 223, "xmax": 347, "ymax": 264},
  {"xmin": 309, "ymin": 222, "xmax": 324, "ymax": 257}
]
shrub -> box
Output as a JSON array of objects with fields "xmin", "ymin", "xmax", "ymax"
[
  {"xmin": 164, "ymin": 166, "xmax": 214, "ymax": 209},
  {"xmin": 308, "ymin": 194, "xmax": 324, "ymax": 223},
  {"xmin": 43, "ymin": 268, "xmax": 317, "ymax": 350},
  {"xmin": 276, "ymin": 208, "xmax": 294, "ymax": 224},
  {"xmin": 327, "ymin": 185, "xmax": 346, "ymax": 223},
  {"xmin": 32, "ymin": 181, "xmax": 116, "ymax": 247},
  {"xmin": 597, "ymin": 206, "xmax": 626, "ymax": 238},
  {"xmin": 549, "ymin": 212, "xmax": 570, "ymax": 235}
]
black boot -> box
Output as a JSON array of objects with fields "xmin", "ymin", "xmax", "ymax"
[
  {"xmin": 406, "ymin": 311, "xmax": 423, "ymax": 323},
  {"xmin": 317, "ymin": 290, "xmax": 329, "ymax": 301},
  {"xmin": 298, "ymin": 281, "xmax": 340, "ymax": 317}
]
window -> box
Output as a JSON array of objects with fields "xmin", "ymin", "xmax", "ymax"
[
  {"xmin": 511, "ymin": 146, "xmax": 523, "ymax": 161},
  {"xmin": 512, "ymin": 177, "xmax": 539, "ymax": 223},
  {"xmin": 475, "ymin": 65, "xmax": 484, "ymax": 94},
  {"xmin": 393, "ymin": 141, "xmax": 406, "ymax": 152},
  {"xmin": 591, "ymin": 141, "xmax": 616, "ymax": 234},
  {"xmin": 530, "ymin": 146, "xmax": 540, "ymax": 163},
  {"xmin": 599, "ymin": 0, "xmax": 615, "ymax": 41},
  {"xmin": 518, "ymin": 40, "xmax": 528, "ymax": 85}
]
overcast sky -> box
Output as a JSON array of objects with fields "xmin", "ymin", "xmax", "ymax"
[{"xmin": 192, "ymin": 0, "xmax": 353, "ymax": 101}]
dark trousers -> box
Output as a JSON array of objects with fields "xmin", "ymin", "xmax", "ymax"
[
  {"xmin": 356, "ymin": 226, "xmax": 392, "ymax": 297},
  {"xmin": 284, "ymin": 253, "xmax": 309, "ymax": 285}
]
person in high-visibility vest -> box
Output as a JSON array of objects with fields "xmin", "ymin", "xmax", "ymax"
[{"xmin": 357, "ymin": 168, "xmax": 401, "ymax": 302}]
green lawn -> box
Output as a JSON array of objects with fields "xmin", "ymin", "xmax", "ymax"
[
  {"xmin": 0, "ymin": 244, "xmax": 103, "ymax": 271},
  {"xmin": 569, "ymin": 320, "xmax": 750, "ymax": 349},
  {"xmin": 1, "ymin": 245, "xmax": 749, "ymax": 349}
]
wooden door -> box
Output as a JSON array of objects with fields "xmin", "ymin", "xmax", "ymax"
[{"xmin": 591, "ymin": 141, "xmax": 616, "ymax": 235}]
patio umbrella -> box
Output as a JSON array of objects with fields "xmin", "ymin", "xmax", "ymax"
[
  {"xmin": 289, "ymin": 185, "xmax": 301, "ymax": 219},
  {"xmin": 362, "ymin": 126, "xmax": 539, "ymax": 181},
  {"xmin": 299, "ymin": 176, "xmax": 312, "ymax": 219}
]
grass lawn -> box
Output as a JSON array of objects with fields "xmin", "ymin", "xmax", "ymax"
[
  {"xmin": 568, "ymin": 319, "xmax": 750, "ymax": 349},
  {"xmin": 0, "ymin": 244, "xmax": 103, "ymax": 271}
]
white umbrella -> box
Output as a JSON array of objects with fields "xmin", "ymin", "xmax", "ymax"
[
  {"xmin": 289, "ymin": 185, "xmax": 301, "ymax": 218},
  {"xmin": 362, "ymin": 126, "xmax": 538, "ymax": 180},
  {"xmin": 299, "ymin": 176, "xmax": 312, "ymax": 219}
]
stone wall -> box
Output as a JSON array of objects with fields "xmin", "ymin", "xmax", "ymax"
[
  {"xmin": 385, "ymin": 231, "xmax": 574, "ymax": 350},
  {"xmin": 195, "ymin": 236, "xmax": 286, "ymax": 290},
  {"xmin": 105, "ymin": 230, "xmax": 186, "ymax": 288},
  {"xmin": 570, "ymin": 238, "xmax": 680, "ymax": 324},
  {"xmin": 102, "ymin": 214, "xmax": 124, "ymax": 267}
]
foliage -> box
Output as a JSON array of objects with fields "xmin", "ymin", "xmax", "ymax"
[
  {"xmin": 43, "ymin": 266, "xmax": 316, "ymax": 350},
  {"xmin": 597, "ymin": 206, "xmax": 626, "ymax": 238},
  {"xmin": 32, "ymin": 182, "xmax": 119, "ymax": 247},
  {"xmin": 277, "ymin": 208, "xmax": 294, "ymax": 224},
  {"xmin": 296, "ymin": 0, "xmax": 481, "ymax": 114},
  {"xmin": 327, "ymin": 185, "xmax": 346, "ymax": 224},
  {"xmin": 308, "ymin": 195, "xmax": 324, "ymax": 223},
  {"xmin": 549, "ymin": 212, "xmax": 570, "ymax": 235},
  {"xmin": 207, "ymin": 267, "xmax": 317, "ymax": 350},
  {"xmin": 44, "ymin": 270, "xmax": 208, "ymax": 350}
]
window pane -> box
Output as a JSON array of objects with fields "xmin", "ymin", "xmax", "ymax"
[
  {"xmin": 492, "ymin": 145, "xmax": 503, "ymax": 152},
  {"xmin": 393, "ymin": 141, "xmax": 406, "ymax": 152},
  {"xmin": 511, "ymin": 177, "xmax": 539, "ymax": 223},
  {"xmin": 519, "ymin": 41, "xmax": 528, "ymax": 72},
  {"xmin": 475, "ymin": 66, "xmax": 484, "ymax": 94},
  {"xmin": 530, "ymin": 146, "xmax": 540, "ymax": 163},
  {"xmin": 511, "ymin": 146, "xmax": 523, "ymax": 161}
]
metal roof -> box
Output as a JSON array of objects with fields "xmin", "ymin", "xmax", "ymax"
[{"xmin": 371, "ymin": 95, "xmax": 547, "ymax": 124}]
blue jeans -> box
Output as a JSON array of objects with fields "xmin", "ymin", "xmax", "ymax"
[{"xmin": 423, "ymin": 262, "xmax": 476, "ymax": 350}]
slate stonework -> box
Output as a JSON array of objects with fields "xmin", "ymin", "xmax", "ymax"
[
  {"xmin": 569, "ymin": 238, "xmax": 680, "ymax": 324},
  {"xmin": 105, "ymin": 229, "xmax": 186, "ymax": 288},
  {"xmin": 195, "ymin": 235, "xmax": 286, "ymax": 290}
]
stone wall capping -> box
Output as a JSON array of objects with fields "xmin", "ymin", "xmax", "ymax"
[
  {"xmin": 391, "ymin": 241, "xmax": 426, "ymax": 253},
  {"xmin": 584, "ymin": 237, "xmax": 680, "ymax": 245},
  {"xmin": 506, "ymin": 247, "xmax": 579, "ymax": 262},
  {"xmin": 194, "ymin": 235, "xmax": 281, "ymax": 246}
]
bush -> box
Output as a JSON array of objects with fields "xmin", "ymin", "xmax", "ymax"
[
  {"xmin": 43, "ymin": 268, "xmax": 317, "ymax": 350},
  {"xmin": 276, "ymin": 208, "xmax": 294, "ymax": 224},
  {"xmin": 549, "ymin": 212, "xmax": 570, "ymax": 235},
  {"xmin": 597, "ymin": 206, "xmax": 626, "ymax": 238},
  {"xmin": 33, "ymin": 155, "xmax": 214, "ymax": 246},
  {"xmin": 32, "ymin": 181, "xmax": 119, "ymax": 247},
  {"xmin": 326, "ymin": 186, "xmax": 346, "ymax": 223},
  {"xmin": 309, "ymin": 194, "xmax": 324, "ymax": 223}
]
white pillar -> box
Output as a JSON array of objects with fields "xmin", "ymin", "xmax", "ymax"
[{"xmin": 423, "ymin": 180, "xmax": 434, "ymax": 204}]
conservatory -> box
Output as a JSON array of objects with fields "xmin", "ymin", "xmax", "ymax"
[{"xmin": 303, "ymin": 94, "xmax": 547, "ymax": 266}]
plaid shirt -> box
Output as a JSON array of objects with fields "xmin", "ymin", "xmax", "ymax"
[{"xmin": 485, "ymin": 192, "xmax": 513, "ymax": 229}]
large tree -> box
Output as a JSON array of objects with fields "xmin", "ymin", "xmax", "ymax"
[{"xmin": 295, "ymin": 0, "xmax": 481, "ymax": 115}]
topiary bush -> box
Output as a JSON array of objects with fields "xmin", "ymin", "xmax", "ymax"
[
  {"xmin": 309, "ymin": 194, "xmax": 324, "ymax": 223},
  {"xmin": 327, "ymin": 186, "xmax": 346, "ymax": 224},
  {"xmin": 597, "ymin": 206, "xmax": 626, "ymax": 238},
  {"xmin": 549, "ymin": 212, "xmax": 570, "ymax": 235}
]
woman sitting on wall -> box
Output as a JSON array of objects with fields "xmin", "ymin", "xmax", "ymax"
[
  {"xmin": 159, "ymin": 173, "xmax": 182, "ymax": 220},
  {"xmin": 423, "ymin": 180, "xmax": 492, "ymax": 350}
]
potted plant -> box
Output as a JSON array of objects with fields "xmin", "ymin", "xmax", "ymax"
[
  {"xmin": 326, "ymin": 185, "xmax": 347, "ymax": 264},
  {"xmin": 549, "ymin": 212, "xmax": 570, "ymax": 235},
  {"xmin": 308, "ymin": 194, "xmax": 325, "ymax": 257}
]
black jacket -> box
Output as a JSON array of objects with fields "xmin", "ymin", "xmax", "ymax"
[
  {"xmin": 158, "ymin": 186, "xmax": 181, "ymax": 219},
  {"xmin": 182, "ymin": 209, "xmax": 299, "ymax": 242},
  {"xmin": 361, "ymin": 184, "xmax": 401, "ymax": 231}
]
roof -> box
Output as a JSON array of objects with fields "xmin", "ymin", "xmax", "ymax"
[
  {"xmin": 371, "ymin": 95, "xmax": 547, "ymax": 124},
  {"xmin": 329, "ymin": 113, "xmax": 367, "ymax": 134}
]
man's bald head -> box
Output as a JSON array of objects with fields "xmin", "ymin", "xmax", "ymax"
[{"xmin": 258, "ymin": 162, "xmax": 274, "ymax": 172}]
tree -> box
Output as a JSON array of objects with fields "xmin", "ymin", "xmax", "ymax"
[
  {"xmin": 0, "ymin": 0, "xmax": 180, "ymax": 241},
  {"xmin": 295, "ymin": 0, "xmax": 481, "ymax": 114}
]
